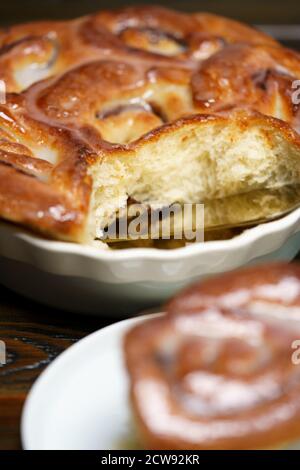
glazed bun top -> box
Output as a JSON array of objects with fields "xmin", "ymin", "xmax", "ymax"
[
  {"xmin": 0, "ymin": 6, "xmax": 277, "ymax": 93},
  {"xmin": 0, "ymin": 6, "xmax": 300, "ymax": 243}
]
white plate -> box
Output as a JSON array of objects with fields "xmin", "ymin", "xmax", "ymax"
[
  {"xmin": 21, "ymin": 315, "xmax": 155, "ymax": 450},
  {"xmin": 21, "ymin": 313, "xmax": 300, "ymax": 450},
  {"xmin": 1, "ymin": 207, "xmax": 300, "ymax": 315}
]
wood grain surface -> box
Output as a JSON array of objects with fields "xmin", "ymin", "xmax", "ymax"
[
  {"xmin": 0, "ymin": 284, "xmax": 119, "ymax": 450},
  {"xmin": 1, "ymin": 258, "xmax": 300, "ymax": 449}
]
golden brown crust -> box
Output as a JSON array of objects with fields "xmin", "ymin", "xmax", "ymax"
[
  {"xmin": 0, "ymin": 6, "xmax": 276, "ymax": 93},
  {"xmin": 0, "ymin": 163, "xmax": 83, "ymax": 238},
  {"xmin": 125, "ymin": 263, "xmax": 300, "ymax": 449},
  {"xmin": 192, "ymin": 43, "xmax": 300, "ymax": 130},
  {"xmin": 0, "ymin": 5, "xmax": 299, "ymax": 241},
  {"xmin": 0, "ymin": 94, "xmax": 93, "ymax": 240}
]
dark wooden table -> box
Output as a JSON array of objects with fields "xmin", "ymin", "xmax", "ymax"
[
  {"xmin": 0, "ymin": 285, "xmax": 122, "ymax": 450},
  {"xmin": 3, "ymin": 257, "xmax": 300, "ymax": 450}
]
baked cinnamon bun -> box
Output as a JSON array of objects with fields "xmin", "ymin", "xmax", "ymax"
[
  {"xmin": 125, "ymin": 263, "xmax": 300, "ymax": 449},
  {"xmin": 0, "ymin": 6, "xmax": 276, "ymax": 93},
  {"xmin": 0, "ymin": 6, "xmax": 300, "ymax": 246}
]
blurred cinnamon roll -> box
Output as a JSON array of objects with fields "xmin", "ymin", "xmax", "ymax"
[{"xmin": 125, "ymin": 263, "xmax": 300, "ymax": 449}]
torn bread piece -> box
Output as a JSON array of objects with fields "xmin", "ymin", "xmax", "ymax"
[
  {"xmin": 87, "ymin": 111, "xmax": 300, "ymax": 243},
  {"xmin": 1, "ymin": 98, "xmax": 300, "ymax": 246}
]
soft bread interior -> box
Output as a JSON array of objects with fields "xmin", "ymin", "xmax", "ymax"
[{"xmin": 86, "ymin": 114, "xmax": 300, "ymax": 243}]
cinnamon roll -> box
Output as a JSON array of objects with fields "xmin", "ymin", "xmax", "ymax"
[
  {"xmin": 0, "ymin": 6, "xmax": 300, "ymax": 245},
  {"xmin": 125, "ymin": 263, "xmax": 300, "ymax": 449}
]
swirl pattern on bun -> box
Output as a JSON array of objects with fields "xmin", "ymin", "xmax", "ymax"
[
  {"xmin": 125, "ymin": 263, "xmax": 300, "ymax": 449},
  {"xmin": 0, "ymin": 6, "xmax": 300, "ymax": 244}
]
